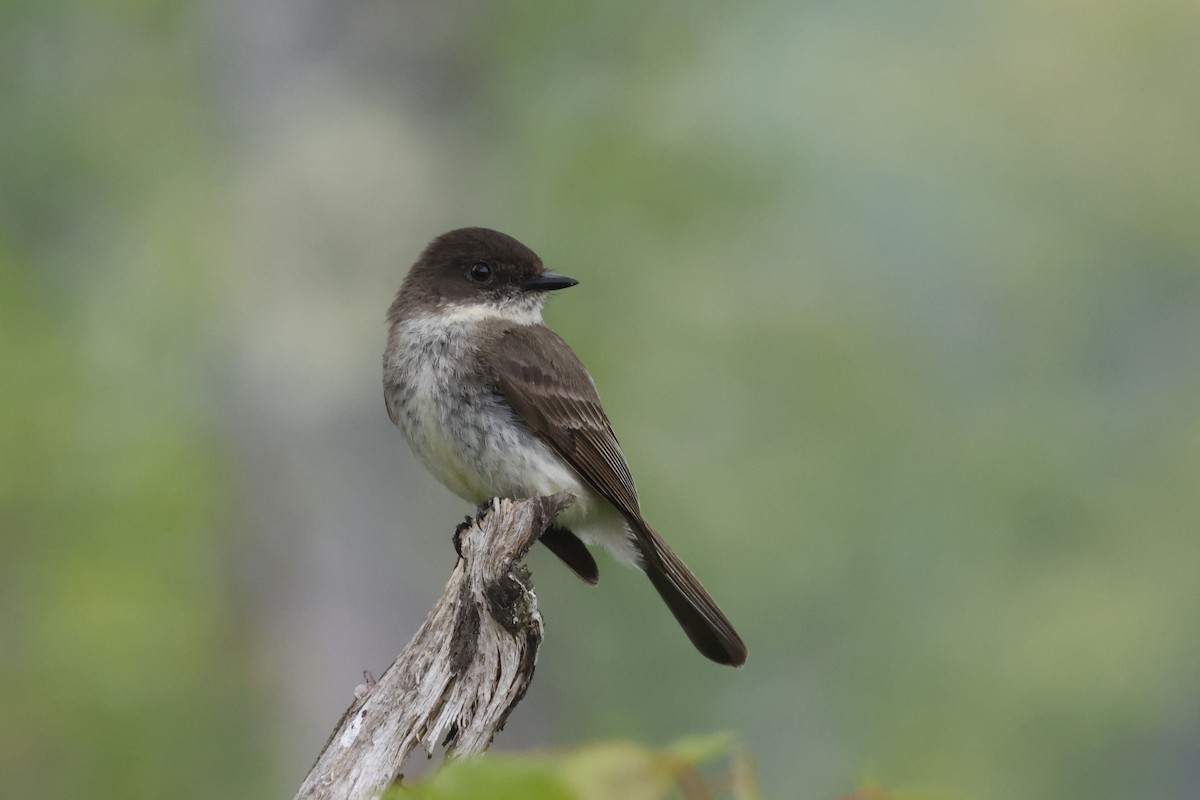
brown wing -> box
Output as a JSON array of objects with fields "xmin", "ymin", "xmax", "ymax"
[
  {"xmin": 483, "ymin": 323, "xmax": 641, "ymax": 520},
  {"xmin": 483, "ymin": 322, "xmax": 748, "ymax": 667}
]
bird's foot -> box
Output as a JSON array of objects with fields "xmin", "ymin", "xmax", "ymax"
[{"xmin": 452, "ymin": 516, "xmax": 473, "ymax": 557}]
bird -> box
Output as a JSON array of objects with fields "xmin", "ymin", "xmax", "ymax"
[{"xmin": 383, "ymin": 227, "xmax": 746, "ymax": 666}]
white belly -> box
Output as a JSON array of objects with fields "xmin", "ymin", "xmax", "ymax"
[{"xmin": 384, "ymin": 315, "xmax": 638, "ymax": 564}]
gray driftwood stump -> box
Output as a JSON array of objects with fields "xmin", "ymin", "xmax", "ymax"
[{"xmin": 294, "ymin": 493, "xmax": 573, "ymax": 800}]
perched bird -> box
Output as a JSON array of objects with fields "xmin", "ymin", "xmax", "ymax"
[{"xmin": 383, "ymin": 227, "xmax": 746, "ymax": 666}]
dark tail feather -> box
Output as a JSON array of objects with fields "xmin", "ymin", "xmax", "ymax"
[
  {"xmin": 631, "ymin": 519, "xmax": 747, "ymax": 667},
  {"xmin": 540, "ymin": 523, "xmax": 600, "ymax": 584}
]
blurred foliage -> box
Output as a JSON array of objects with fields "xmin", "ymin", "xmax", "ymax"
[
  {"xmin": 395, "ymin": 738, "xmax": 944, "ymax": 800},
  {"xmin": 395, "ymin": 735, "xmax": 762, "ymax": 800},
  {"xmin": 0, "ymin": 2, "xmax": 273, "ymax": 798},
  {"xmin": 3, "ymin": 0, "xmax": 1199, "ymax": 799}
]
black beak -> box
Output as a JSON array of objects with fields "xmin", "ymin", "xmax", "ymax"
[{"xmin": 519, "ymin": 271, "xmax": 579, "ymax": 292}]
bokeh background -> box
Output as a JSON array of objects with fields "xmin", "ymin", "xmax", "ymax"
[{"xmin": 3, "ymin": 0, "xmax": 1199, "ymax": 798}]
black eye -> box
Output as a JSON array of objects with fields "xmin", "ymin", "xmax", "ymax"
[{"xmin": 469, "ymin": 262, "xmax": 492, "ymax": 283}]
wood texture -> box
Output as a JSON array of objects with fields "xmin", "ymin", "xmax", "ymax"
[{"xmin": 294, "ymin": 493, "xmax": 573, "ymax": 800}]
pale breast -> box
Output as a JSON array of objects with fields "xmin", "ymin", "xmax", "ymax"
[
  {"xmin": 385, "ymin": 318, "xmax": 481, "ymax": 499},
  {"xmin": 384, "ymin": 312, "xmax": 640, "ymax": 564},
  {"xmin": 384, "ymin": 315, "xmax": 587, "ymax": 505}
]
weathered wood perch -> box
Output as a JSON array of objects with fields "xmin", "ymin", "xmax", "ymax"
[{"xmin": 294, "ymin": 492, "xmax": 574, "ymax": 800}]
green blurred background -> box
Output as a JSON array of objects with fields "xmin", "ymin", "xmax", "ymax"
[{"xmin": 3, "ymin": 0, "xmax": 1199, "ymax": 798}]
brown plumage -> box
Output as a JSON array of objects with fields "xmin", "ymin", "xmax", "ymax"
[
  {"xmin": 385, "ymin": 227, "xmax": 747, "ymax": 667},
  {"xmin": 482, "ymin": 323, "xmax": 747, "ymax": 667}
]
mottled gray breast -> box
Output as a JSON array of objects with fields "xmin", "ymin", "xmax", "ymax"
[{"xmin": 383, "ymin": 314, "xmax": 576, "ymax": 503}]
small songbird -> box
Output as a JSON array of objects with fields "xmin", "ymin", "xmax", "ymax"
[{"xmin": 383, "ymin": 227, "xmax": 747, "ymax": 666}]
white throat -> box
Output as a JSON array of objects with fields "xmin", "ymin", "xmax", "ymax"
[{"xmin": 429, "ymin": 299, "xmax": 545, "ymax": 327}]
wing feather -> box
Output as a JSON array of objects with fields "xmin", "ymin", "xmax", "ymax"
[
  {"xmin": 481, "ymin": 321, "xmax": 748, "ymax": 666},
  {"xmin": 482, "ymin": 324, "xmax": 640, "ymax": 519}
]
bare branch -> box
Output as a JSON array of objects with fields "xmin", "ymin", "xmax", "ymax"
[{"xmin": 294, "ymin": 493, "xmax": 574, "ymax": 800}]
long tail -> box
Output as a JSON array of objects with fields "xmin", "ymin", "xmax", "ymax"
[{"xmin": 630, "ymin": 518, "xmax": 747, "ymax": 666}]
